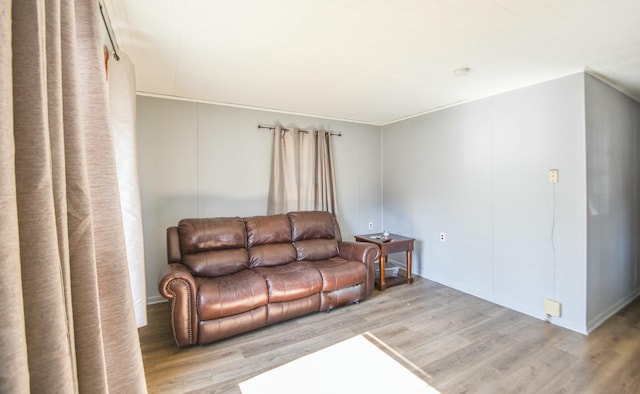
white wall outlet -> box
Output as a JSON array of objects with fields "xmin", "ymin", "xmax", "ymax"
[
  {"xmin": 544, "ymin": 299, "xmax": 561, "ymax": 317},
  {"xmin": 548, "ymin": 169, "xmax": 559, "ymax": 183},
  {"xmin": 439, "ymin": 233, "xmax": 446, "ymax": 242},
  {"xmin": 368, "ymin": 222, "xmax": 374, "ymax": 230}
]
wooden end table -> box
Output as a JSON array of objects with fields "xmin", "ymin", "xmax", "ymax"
[{"xmin": 354, "ymin": 233, "xmax": 415, "ymax": 291}]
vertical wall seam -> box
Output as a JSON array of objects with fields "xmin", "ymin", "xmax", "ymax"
[
  {"xmin": 490, "ymin": 100, "xmax": 495, "ymax": 295},
  {"xmin": 380, "ymin": 124, "xmax": 384, "ymax": 230},
  {"xmin": 196, "ymin": 103, "xmax": 200, "ymax": 216}
]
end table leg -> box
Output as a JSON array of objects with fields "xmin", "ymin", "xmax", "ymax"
[
  {"xmin": 379, "ymin": 255, "xmax": 387, "ymax": 291},
  {"xmin": 406, "ymin": 251, "xmax": 414, "ymax": 284}
]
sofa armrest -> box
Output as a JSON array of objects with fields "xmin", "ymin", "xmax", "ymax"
[
  {"xmin": 158, "ymin": 263, "xmax": 198, "ymax": 347},
  {"xmin": 338, "ymin": 241, "xmax": 380, "ymax": 264},
  {"xmin": 338, "ymin": 241, "xmax": 380, "ymax": 296}
]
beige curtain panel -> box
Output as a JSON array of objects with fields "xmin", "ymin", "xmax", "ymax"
[
  {"xmin": 267, "ymin": 126, "xmax": 339, "ymax": 216},
  {"xmin": 1, "ymin": 0, "xmax": 146, "ymax": 392}
]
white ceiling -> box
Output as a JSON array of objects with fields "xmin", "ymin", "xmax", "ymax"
[{"xmin": 105, "ymin": 0, "xmax": 640, "ymax": 125}]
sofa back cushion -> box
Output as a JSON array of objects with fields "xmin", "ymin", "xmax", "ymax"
[
  {"xmin": 245, "ymin": 214, "xmax": 296, "ymax": 267},
  {"xmin": 293, "ymin": 238, "xmax": 339, "ymax": 261},
  {"xmin": 289, "ymin": 211, "xmax": 335, "ymax": 240},
  {"xmin": 178, "ymin": 217, "xmax": 249, "ymax": 276},
  {"xmin": 288, "ymin": 211, "xmax": 339, "ymax": 260}
]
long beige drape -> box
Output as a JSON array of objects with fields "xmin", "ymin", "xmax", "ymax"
[
  {"xmin": 1, "ymin": 0, "xmax": 147, "ymax": 392},
  {"xmin": 267, "ymin": 126, "xmax": 338, "ymax": 216}
]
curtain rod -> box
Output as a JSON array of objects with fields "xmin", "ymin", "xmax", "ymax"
[
  {"xmin": 258, "ymin": 124, "xmax": 342, "ymax": 137},
  {"xmin": 99, "ymin": 1, "xmax": 120, "ymax": 61}
]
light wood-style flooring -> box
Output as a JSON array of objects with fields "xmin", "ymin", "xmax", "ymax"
[{"xmin": 139, "ymin": 277, "xmax": 640, "ymax": 393}]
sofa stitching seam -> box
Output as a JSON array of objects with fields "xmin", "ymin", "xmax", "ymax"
[{"xmin": 166, "ymin": 278, "xmax": 193, "ymax": 346}]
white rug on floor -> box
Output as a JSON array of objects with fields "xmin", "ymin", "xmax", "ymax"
[{"xmin": 239, "ymin": 334, "xmax": 439, "ymax": 394}]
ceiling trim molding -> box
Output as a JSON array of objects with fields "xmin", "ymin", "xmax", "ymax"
[
  {"xmin": 137, "ymin": 68, "xmax": 638, "ymax": 129},
  {"xmin": 585, "ymin": 67, "xmax": 640, "ymax": 104},
  {"xmin": 380, "ymin": 99, "xmax": 473, "ymax": 126},
  {"xmin": 136, "ymin": 91, "xmax": 382, "ymax": 127},
  {"xmin": 381, "ymin": 69, "xmax": 589, "ymax": 126}
]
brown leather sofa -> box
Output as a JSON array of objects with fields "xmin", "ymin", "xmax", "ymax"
[{"xmin": 159, "ymin": 211, "xmax": 381, "ymax": 347}]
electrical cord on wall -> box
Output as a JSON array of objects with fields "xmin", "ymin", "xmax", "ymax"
[
  {"xmin": 545, "ymin": 181, "xmax": 558, "ymax": 323},
  {"xmin": 551, "ymin": 182, "xmax": 557, "ymax": 300}
]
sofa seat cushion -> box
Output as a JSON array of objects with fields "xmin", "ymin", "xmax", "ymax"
[
  {"xmin": 252, "ymin": 262, "xmax": 323, "ymax": 303},
  {"xmin": 301, "ymin": 258, "xmax": 366, "ymax": 291},
  {"xmin": 196, "ymin": 270, "xmax": 268, "ymax": 321}
]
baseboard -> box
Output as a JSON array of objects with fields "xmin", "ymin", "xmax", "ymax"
[
  {"xmin": 147, "ymin": 295, "xmax": 167, "ymax": 305},
  {"xmin": 419, "ymin": 268, "xmax": 588, "ymax": 335},
  {"xmin": 586, "ymin": 289, "xmax": 640, "ymax": 334}
]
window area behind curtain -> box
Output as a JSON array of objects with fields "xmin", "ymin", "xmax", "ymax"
[
  {"xmin": 268, "ymin": 126, "xmax": 339, "ymax": 216},
  {"xmin": 108, "ymin": 52, "xmax": 147, "ymax": 328}
]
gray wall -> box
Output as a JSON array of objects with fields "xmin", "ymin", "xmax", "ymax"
[
  {"xmin": 382, "ymin": 74, "xmax": 589, "ymax": 332},
  {"xmin": 137, "ymin": 73, "xmax": 640, "ymax": 333},
  {"xmin": 137, "ymin": 96, "xmax": 382, "ymax": 302},
  {"xmin": 585, "ymin": 74, "xmax": 640, "ymax": 331}
]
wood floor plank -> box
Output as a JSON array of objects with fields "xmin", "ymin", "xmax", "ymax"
[{"xmin": 139, "ymin": 277, "xmax": 640, "ymax": 393}]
